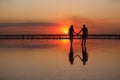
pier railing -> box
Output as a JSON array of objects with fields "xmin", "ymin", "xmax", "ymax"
[{"xmin": 0, "ymin": 34, "xmax": 120, "ymax": 40}]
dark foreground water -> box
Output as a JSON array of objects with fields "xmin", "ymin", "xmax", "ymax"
[{"xmin": 0, "ymin": 39, "xmax": 120, "ymax": 80}]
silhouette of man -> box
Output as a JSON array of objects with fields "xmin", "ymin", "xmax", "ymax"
[
  {"xmin": 69, "ymin": 25, "xmax": 75, "ymax": 46},
  {"xmin": 81, "ymin": 45, "xmax": 88, "ymax": 65},
  {"xmin": 78, "ymin": 24, "xmax": 88, "ymax": 45},
  {"xmin": 76, "ymin": 45, "xmax": 88, "ymax": 65}
]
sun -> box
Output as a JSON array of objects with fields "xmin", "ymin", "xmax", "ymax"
[
  {"xmin": 64, "ymin": 30, "xmax": 68, "ymax": 34},
  {"xmin": 60, "ymin": 25, "xmax": 69, "ymax": 34},
  {"xmin": 62, "ymin": 27, "xmax": 68, "ymax": 34}
]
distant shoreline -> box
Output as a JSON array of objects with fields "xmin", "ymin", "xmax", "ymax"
[{"xmin": 0, "ymin": 34, "xmax": 120, "ymax": 39}]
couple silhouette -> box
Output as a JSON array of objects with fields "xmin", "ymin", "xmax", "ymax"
[
  {"xmin": 69, "ymin": 24, "xmax": 88, "ymax": 46},
  {"xmin": 68, "ymin": 24, "xmax": 88, "ymax": 65}
]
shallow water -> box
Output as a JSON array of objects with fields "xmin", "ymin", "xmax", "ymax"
[{"xmin": 0, "ymin": 39, "xmax": 120, "ymax": 80}]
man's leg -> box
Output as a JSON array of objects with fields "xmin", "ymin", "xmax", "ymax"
[{"xmin": 84, "ymin": 38, "xmax": 86, "ymax": 45}]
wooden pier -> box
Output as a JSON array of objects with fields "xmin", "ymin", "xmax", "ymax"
[{"xmin": 0, "ymin": 34, "xmax": 120, "ymax": 40}]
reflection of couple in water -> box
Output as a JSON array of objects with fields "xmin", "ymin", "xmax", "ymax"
[
  {"xmin": 68, "ymin": 24, "xmax": 88, "ymax": 65},
  {"xmin": 69, "ymin": 44, "xmax": 88, "ymax": 65}
]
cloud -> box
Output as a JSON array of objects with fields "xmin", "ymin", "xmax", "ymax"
[
  {"xmin": 109, "ymin": 0, "xmax": 120, "ymax": 3},
  {"xmin": 112, "ymin": 0, "xmax": 120, "ymax": 2},
  {"xmin": 0, "ymin": 43, "xmax": 58, "ymax": 48},
  {"xmin": 0, "ymin": 22, "xmax": 59, "ymax": 27},
  {"xmin": 63, "ymin": 16, "xmax": 120, "ymax": 34}
]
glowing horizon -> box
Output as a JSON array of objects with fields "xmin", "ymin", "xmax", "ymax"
[{"xmin": 0, "ymin": 0, "xmax": 120, "ymax": 34}]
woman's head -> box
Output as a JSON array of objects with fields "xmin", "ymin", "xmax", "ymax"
[{"xmin": 70, "ymin": 25, "xmax": 73, "ymax": 28}]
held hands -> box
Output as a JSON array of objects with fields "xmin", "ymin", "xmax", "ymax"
[
  {"xmin": 76, "ymin": 33, "xmax": 80, "ymax": 35},
  {"xmin": 73, "ymin": 32, "xmax": 80, "ymax": 35}
]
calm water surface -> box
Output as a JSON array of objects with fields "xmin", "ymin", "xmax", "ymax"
[{"xmin": 0, "ymin": 39, "xmax": 120, "ymax": 80}]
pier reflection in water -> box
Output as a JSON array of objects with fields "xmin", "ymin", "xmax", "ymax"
[{"xmin": 0, "ymin": 39, "xmax": 120, "ymax": 80}]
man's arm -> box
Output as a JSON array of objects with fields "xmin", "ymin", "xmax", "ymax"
[
  {"xmin": 86, "ymin": 29, "xmax": 88, "ymax": 35},
  {"xmin": 78, "ymin": 29, "xmax": 82, "ymax": 34}
]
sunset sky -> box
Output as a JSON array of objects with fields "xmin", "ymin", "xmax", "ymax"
[{"xmin": 0, "ymin": 0, "xmax": 120, "ymax": 34}]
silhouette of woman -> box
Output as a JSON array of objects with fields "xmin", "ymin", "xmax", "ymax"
[
  {"xmin": 78, "ymin": 24, "xmax": 88, "ymax": 45},
  {"xmin": 69, "ymin": 44, "xmax": 74, "ymax": 64},
  {"xmin": 68, "ymin": 34, "xmax": 80, "ymax": 65},
  {"xmin": 69, "ymin": 25, "xmax": 75, "ymax": 46}
]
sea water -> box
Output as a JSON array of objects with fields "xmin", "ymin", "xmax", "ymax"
[{"xmin": 0, "ymin": 39, "xmax": 120, "ymax": 80}]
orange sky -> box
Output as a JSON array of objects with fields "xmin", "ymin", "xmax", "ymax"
[{"xmin": 0, "ymin": 0, "xmax": 120, "ymax": 34}]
